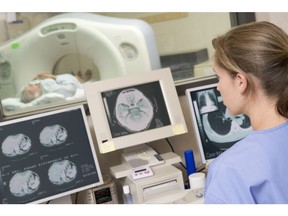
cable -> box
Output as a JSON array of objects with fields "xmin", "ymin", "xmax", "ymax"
[
  {"xmin": 165, "ymin": 138, "xmax": 175, "ymax": 152},
  {"xmin": 74, "ymin": 192, "xmax": 79, "ymax": 204}
]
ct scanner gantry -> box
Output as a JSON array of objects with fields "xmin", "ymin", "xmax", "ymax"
[{"xmin": 0, "ymin": 12, "xmax": 161, "ymax": 100}]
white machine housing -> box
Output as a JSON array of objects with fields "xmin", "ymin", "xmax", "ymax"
[
  {"xmin": 123, "ymin": 164, "xmax": 184, "ymax": 204},
  {"xmin": 0, "ymin": 12, "xmax": 161, "ymax": 99}
]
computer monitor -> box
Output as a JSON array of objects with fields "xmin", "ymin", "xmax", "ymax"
[
  {"xmin": 0, "ymin": 105, "xmax": 103, "ymax": 204},
  {"xmin": 84, "ymin": 68, "xmax": 188, "ymax": 154},
  {"xmin": 185, "ymin": 83, "xmax": 252, "ymax": 165}
]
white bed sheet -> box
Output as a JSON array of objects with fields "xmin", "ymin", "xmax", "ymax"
[{"xmin": 1, "ymin": 88, "xmax": 86, "ymax": 112}]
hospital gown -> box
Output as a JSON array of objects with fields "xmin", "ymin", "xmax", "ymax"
[
  {"xmin": 204, "ymin": 122, "xmax": 288, "ymax": 204},
  {"xmin": 32, "ymin": 74, "xmax": 82, "ymax": 98}
]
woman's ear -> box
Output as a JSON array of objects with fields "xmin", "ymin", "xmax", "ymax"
[{"xmin": 236, "ymin": 73, "xmax": 248, "ymax": 94}]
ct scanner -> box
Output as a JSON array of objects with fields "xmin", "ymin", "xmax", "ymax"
[{"xmin": 0, "ymin": 13, "xmax": 161, "ymax": 118}]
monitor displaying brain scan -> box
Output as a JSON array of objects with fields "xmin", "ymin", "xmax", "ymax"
[
  {"xmin": 102, "ymin": 81, "xmax": 171, "ymax": 138},
  {"xmin": 0, "ymin": 105, "xmax": 103, "ymax": 204},
  {"xmin": 84, "ymin": 68, "xmax": 188, "ymax": 153},
  {"xmin": 185, "ymin": 83, "xmax": 252, "ymax": 164}
]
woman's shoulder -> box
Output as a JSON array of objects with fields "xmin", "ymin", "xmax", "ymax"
[{"xmin": 208, "ymin": 136, "xmax": 256, "ymax": 173}]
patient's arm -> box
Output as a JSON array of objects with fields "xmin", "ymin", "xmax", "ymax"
[{"xmin": 35, "ymin": 73, "xmax": 56, "ymax": 80}]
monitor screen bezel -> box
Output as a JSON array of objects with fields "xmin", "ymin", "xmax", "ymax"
[
  {"xmin": 84, "ymin": 68, "xmax": 188, "ymax": 153},
  {"xmin": 185, "ymin": 83, "xmax": 251, "ymax": 165},
  {"xmin": 0, "ymin": 105, "xmax": 103, "ymax": 204}
]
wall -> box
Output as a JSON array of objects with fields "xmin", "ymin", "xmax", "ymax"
[
  {"xmin": 103, "ymin": 12, "xmax": 231, "ymax": 59},
  {"xmin": 256, "ymin": 12, "xmax": 288, "ymax": 31}
]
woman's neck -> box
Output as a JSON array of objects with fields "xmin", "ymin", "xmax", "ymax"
[
  {"xmin": 247, "ymin": 95, "xmax": 288, "ymax": 130},
  {"xmin": 250, "ymin": 109, "xmax": 287, "ymax": 131}
]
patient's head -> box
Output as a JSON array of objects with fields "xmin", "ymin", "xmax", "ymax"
[{"xmin": 20, "ymin": 84, "xmax": 42, "ymax": 103}]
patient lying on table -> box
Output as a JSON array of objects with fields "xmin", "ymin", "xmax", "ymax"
[
  {"xmin": 20, "ymin": 73, "xmax": 83, "ymax": 103},
  {"xmin": 2, "ymin": 73, "xmax": 88, "ymax": 112}
]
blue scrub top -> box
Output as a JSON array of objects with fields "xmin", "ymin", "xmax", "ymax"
[{"xmin": 204, "ymin": 122, "xmax": 288, "ymax": 204}]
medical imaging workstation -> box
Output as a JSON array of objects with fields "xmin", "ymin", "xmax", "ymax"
[{"xmin": 0, "ymin": 12, "xmax": 251, "ymax": 204}]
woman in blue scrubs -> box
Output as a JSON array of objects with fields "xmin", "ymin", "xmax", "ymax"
[{"xmin": 205, "ymin": 21, "xmax": 288, "ymax": 204}]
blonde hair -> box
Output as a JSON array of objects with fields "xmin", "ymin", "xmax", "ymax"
[{"xmin": 212, "ymin": 21, "xmax": 288, "ymax": 118}]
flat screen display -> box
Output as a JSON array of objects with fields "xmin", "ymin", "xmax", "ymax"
[
  {"xmin": 186, "ymin": 84, "xmax": 252, "ymax": 163},
  {"xmin": 84, "ymin": 68, "xmax": 188, "ymax": 153},
  {"xmin": 0, "ymin": 106, "xmax": 103, "ymax": 204}
]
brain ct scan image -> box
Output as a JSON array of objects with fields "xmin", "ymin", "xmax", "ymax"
[
  {"xmin": 115, "ymin": 88, "xmax": 154, "ymax": 132},
  {"xmin": 1, "ymin": 134, "xmax": 32, "ymax": 157},
  {"xmin": 39, "ymin": 124, "xmax": 68, "ymax": 147},
  {"xmin": 48, "ymin": 160, "xmax": 77, "ymax": 185},
  {"xmin": 9, "ymin": 170, "xmax": 40, "ymax": 197},
  {"xmin": 102, "ymin": 81, "xmax": 171, "ymax": 138}
]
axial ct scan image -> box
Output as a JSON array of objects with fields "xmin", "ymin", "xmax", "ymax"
[
  {"xmin": 102, "ymin": 81, "xmax": 171, "ymax": 138},
  {"xmin": 39, "ymin": 124, "xmax": 68, "ymax": 147},
  {"xmin": 195, "ymin": 88, "xmax": 251, "ymax": 151},
  {"xmin": 1, "ymin": 134, "xmax": 32, "ymax": 157},
  {"xmin": 48, "ymin": 160, "xmax": 77, "ymax": 185},
  {"xmin": 9, "ymin": 170, "xmax": 40, "ymax": 197},
  {"xmin": 202, "ymin": 108, "xmax": 251, "ymax": 144},
  {"xmin": 115, "ymin": 88, "xmax": 154, "ymax": 132},
  {"xmin": 0, "ymin": 107, "xmax": 102, "ymax": 204}
]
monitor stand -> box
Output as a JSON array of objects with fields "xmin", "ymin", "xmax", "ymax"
[
  {"xmin": 110, "ymin": 145, "xmax": 181, "ymax": 179},
  {"xmin": 121, "ymin": 144, "xmax": 165, "ymax": 168}
]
